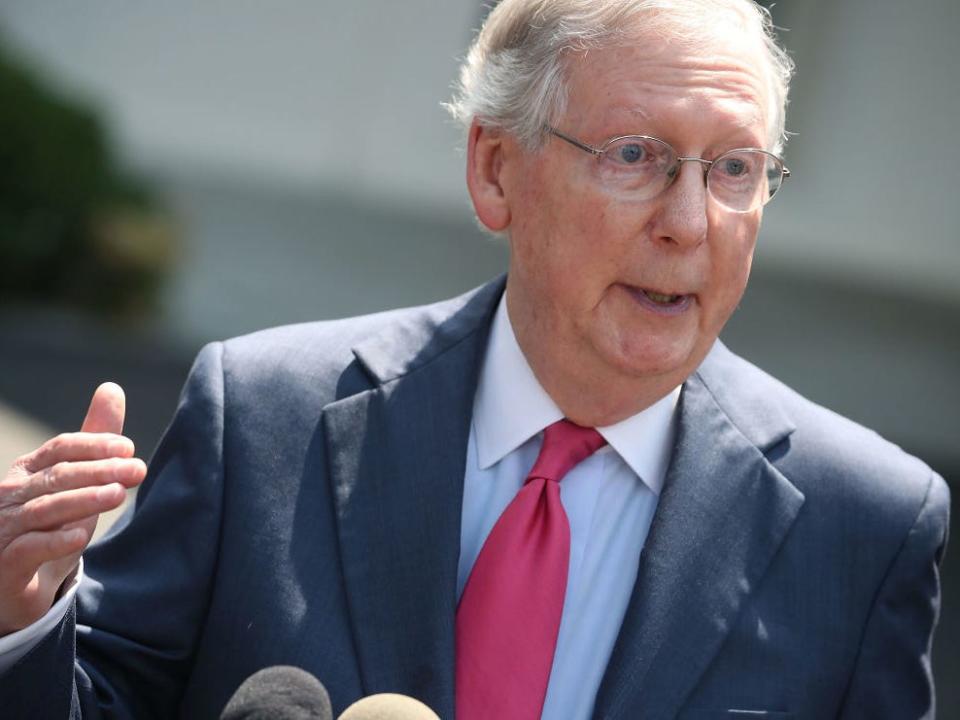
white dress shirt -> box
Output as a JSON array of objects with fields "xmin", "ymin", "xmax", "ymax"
[
  {"xmin": 0, "ymin": 294, "xmax": 680, "ymax": 720},
  {"xmin": 459, "ymin": 294, "xmax": 679, "ymax": 720}
]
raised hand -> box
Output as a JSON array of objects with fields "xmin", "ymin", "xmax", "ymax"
[{"xmin": 0, "ymin": 383, "xmax": 147, "ymax": 635}]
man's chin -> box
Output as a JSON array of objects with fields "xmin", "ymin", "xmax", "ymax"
[{"xmin": 597, "ymin": 338, "xmax": 701, "ymax": 385}]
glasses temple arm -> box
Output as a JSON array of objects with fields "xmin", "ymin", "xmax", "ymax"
[{"xmin": 544, "ymin": 126, "xmax": 603, "ymax": 156}]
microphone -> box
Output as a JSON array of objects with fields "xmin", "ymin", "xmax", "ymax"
[
  {"xmin": 338, "ymin": 693, "xmax": 440, "ymax": 719},
  {"xmin": 220, "ymin": 665, "xmax": 333, "ymax": 719}
]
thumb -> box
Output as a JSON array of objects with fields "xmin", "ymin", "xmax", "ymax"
[{"xmin": 80, "ymin": 382, "xmax": 126, "ymax": 435}]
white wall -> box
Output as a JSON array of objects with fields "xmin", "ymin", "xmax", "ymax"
[
  {"xmin": 761, "ymin": 0, "xmax": 960, "ymax": 304},
  {"xmin": 0, "ymin": 0, "xmax": 481, "ymax": 217}
]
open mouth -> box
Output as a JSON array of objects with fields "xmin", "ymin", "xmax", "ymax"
[
  {"xmin": 625, "ymin": 285, "xmax": 693, "ymax": 314},
  {"xmin": 642, "ymin": 290, "xmax": 684, "ymax": 305}
]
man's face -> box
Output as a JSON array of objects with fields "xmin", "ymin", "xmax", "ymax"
[{"xmin": 498, "ymin": 32, "xmax": 770, "ymax": 404}]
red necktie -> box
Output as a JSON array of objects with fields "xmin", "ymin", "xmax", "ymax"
[{"xmin": 455, "ymin": 419, "xmax": 607, "ymax": 719}]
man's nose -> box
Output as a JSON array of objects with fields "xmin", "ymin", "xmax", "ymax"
[{"xmin": 654, "ymin": 162, "xmax": 709, "ymax": 248}]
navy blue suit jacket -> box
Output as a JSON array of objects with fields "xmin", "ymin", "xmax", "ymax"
[{"xmin": 1, "ymin": 277, "xmax": 949, "ymax": 718}]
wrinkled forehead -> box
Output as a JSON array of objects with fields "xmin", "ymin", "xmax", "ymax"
[
  {"xmin": 615, "ymin": 4, "xmax": 771, "ymax": 66},
  {"xmin": 562, "ymin": 10, "xmax": 772, "ymax": 139}
]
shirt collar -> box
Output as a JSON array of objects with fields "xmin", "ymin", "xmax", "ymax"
[{"xmin": 473, "ymin": 293, "xmax": 680, "ymax": 495}]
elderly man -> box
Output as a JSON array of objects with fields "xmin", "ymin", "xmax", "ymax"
[{"xmin": 0, "ymin": 0, "xmax": 949, "ymax": 718}]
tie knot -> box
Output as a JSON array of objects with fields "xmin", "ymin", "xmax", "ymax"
[{"xmin": 527, "ymin": 419, "xmax": 607, "ymax": 484}]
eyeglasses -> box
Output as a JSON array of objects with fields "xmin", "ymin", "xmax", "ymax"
[{"xmin": 545, "ymin": 126, "xmax": 790, "ymax": 213}]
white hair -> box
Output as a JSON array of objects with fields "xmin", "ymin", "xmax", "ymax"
[{"xmin": 446, "ymin": 0, "xmax": 794, "ymax": 155}]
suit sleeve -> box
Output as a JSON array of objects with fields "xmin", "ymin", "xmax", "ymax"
[
  {"xmin": 0, "ymin": 342, "xmax": 227, "ymax": 719},
  {"xmin": 838, "ymin": 471, "xmax": 950, "ymax": 719}
]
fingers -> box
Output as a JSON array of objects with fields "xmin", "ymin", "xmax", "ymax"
[
  {"xmin": 19, "ymin": 432, "xmax": 135, "ymax": 474},
  {"xmin": 81, "ymin": 382, "xmax": 126, "ymax": 436},
  {"xmin": 7, "ymin": 483, "xmax": 127, "ymax": 537},
  {"xmin": 11, "ymin": 458, "xmax": 147, "ymax": 504},
  {"xmin": 0, "ymin": 527, "xmax": 88, "ymax": 588}
]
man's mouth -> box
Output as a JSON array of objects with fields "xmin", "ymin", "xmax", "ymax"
[
  {"xmin": 642, "ymin": 290, "xmax": 684, "ymax": 305},
  {"xmin": 624, "ymin": 285, "xmax": 694, "ymax": 315}
]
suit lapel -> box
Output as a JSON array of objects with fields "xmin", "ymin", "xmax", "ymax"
[
  {"xmin": 323, "ymin": 279, "xmax": 503, "ymax": 718},
  {"xmin": 593, "ymin": 347, "xmax": 805, "ymax": 719}
]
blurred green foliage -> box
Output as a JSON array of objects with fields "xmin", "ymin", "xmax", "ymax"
[{"xmin": 0, "ymin": 38, "xmax": 175, "ymax": 317}]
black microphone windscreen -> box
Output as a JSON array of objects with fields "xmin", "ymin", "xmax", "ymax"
[{"xmin": 220, "ymin": 665, "xmax": 333, "ymax": 720}]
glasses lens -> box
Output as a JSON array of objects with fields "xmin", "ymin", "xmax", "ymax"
[
  {"xmin": 597, "ymin": 136, "xmax": 676, "ymax": 199},
  {"xmin": 707, "ymin": 150, "xmax": 784, "ymax": 212}
]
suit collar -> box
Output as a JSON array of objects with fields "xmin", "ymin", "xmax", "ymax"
[
  {"xmin": 593, "ymin": 343, "xmax": 804, "ymax": 719},
  {"xmin": 349, "ymin": 278, "xmax": 506, "ymax": 387},
  {"xmin": 324, "ymin": 277, "xmax": 503, "ymax": 718},
  {"xmin": 693, "ymin": 340, "xmax": 797, "ymax": 453}
]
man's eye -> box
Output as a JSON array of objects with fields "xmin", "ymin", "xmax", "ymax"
[
  {"xmin": 617, "ymin": 143, "xmax": 646, "ymax": 164},
  {"xmin": 722, "ymin": 157, "xmax": 748, "ymax": 177}
]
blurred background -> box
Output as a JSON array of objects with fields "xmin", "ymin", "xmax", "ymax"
[{"xmin": 0, "ymin": 0, "xmax": 957, "ymax": 711}]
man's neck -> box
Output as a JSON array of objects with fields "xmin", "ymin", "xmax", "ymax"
[
  {"xmin": 524, "ymin": 354, "xmax": 682, "ymax": 427},
  {"xmin": 504, "ymin": 289, "xmax": 688, "ymax": 427}
]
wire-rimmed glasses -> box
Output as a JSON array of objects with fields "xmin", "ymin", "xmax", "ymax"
[{"xmin": 545, "ymin": 126, "xmax": 790, "ymax": 213}]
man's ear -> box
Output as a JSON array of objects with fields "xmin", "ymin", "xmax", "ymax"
[{"xmin": 466, "ymin": 119, "xmax": 511, "ymax": 232}]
